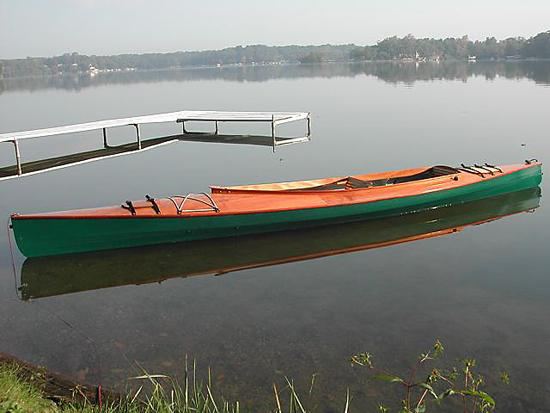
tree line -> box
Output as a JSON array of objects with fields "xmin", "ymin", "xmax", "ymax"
[
  {"xmin": 349, "ymin": 31, "xmax": 550, "ymax": 61},
  {"xmin": 1, "ymin": 31, "xmax": 549, "ymax": 79}
]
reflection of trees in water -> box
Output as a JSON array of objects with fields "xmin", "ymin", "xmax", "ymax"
[
  {"xmin": 1, "ymin": 61, "xmax": 549, "ymax": 94},
  {"xmin": 352, "ymin": 61, "xmax": 550, "ymax": 85}
]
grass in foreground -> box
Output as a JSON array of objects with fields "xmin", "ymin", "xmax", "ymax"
[
  {"xmin": 0, "ymin": 359, "xmax": 320, "ymax": 413},
  {"xmin": 0, "ymin": 341, "xmax": 506, "ymax": 413},
  {"xmin": 0, "ymin": 363, "xmax": 58, "ymax": 413}
]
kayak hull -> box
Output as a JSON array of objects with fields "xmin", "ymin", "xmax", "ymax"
[
  {"xmin": 20, "ymin": 187, "xmax": 541, "ymax": 300},
  {"xmin": 11, "ymin": 163, "xmax": 542, "ymax": 257}
]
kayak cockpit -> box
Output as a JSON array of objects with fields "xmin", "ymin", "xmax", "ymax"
[{"xmin": 211, "ymin": 165, "xmax": 460, "ymax": 193}]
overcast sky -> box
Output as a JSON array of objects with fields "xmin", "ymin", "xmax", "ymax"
[{"xmin": 1, "ymin": 0, "xmax": 549, "ymax": 59}]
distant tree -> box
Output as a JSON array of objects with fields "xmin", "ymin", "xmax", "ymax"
[
  {"xmin": 503, "ymin": 37, "xmax": 524, "ymax": 57},
  {"xmin": 523, "ymin": 31, "xmax": 550, "ymax": 58},
  {"xmin": 299, "ymin": 52, "xmax": 325, "ymax": 64}
]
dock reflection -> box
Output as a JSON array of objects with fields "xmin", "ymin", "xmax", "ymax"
[
  {"xmin": 19, "ymin": 187, "xmax": 541, "ymax": 300},
  {"xmin": 0, "ymin": 132, "xmax": 302, "ymax": 180}
]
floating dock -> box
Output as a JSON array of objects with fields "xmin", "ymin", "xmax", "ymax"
[{"xmin": 0, "ymin": 110, "xmax": 311, "ymax": 180}]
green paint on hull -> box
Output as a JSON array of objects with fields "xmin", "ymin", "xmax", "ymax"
[{"xmin": 12, "ymin": 165, "xmax": 542, "ymax": 257}]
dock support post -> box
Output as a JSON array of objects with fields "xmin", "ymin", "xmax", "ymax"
[
  {"xmin": 306, "ymin": 113, "xmax": 311, "ymax": 138},
  {"xmin": 13, "ymin": 139, "xmax": 22, "ymax": 176},
  {"xmin": 134, "ymin": 124, "xmax": 141, "ymax": 149},
  {"xmin": 181, "ymin": 120, "xmax": 188, "ymax": 135},
  {"xmin": 215, "ymin": 121, "xmax": 219, "ymax": 135},
  {"xmin": 271, "ymin": 115, "xmax": 276, "ymax": 151},
  {"xmin": 102, "ymin": 128, "xmax": 109, "ymax": 148}
]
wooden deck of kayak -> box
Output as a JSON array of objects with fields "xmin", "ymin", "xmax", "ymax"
[
  {"xmin": 0, "ymin": 110, "xmax": 311, "ymax": 180},
  {"xmin": 12, "ymin": 163, "xmax": 540, "ymax": 219}
]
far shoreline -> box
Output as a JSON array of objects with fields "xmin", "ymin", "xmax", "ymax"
[{"xmin": 2, "ymin": 58, "xmax": 550, "ymax": 82}]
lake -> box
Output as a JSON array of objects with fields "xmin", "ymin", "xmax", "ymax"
[{"xmin": 0, "ymin": 61, "xmax": 549, "ymax": 412}]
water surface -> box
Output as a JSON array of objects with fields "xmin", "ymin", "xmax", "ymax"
[{"xmin": 1, "ymin": 61, "xmax": 549, "ymax": 412}]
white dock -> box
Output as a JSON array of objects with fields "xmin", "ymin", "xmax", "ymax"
[{"xmin": 0, "ymin": 110, "xmax": 311, "ymax": 179}]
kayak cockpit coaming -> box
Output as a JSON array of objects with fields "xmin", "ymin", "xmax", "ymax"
[
  {"xmin": 210, "ymin": 166, "xmax": 443, "ymax": 194},
  {"xmin": 210, "ymin": 164, "xmax": 495, "ymax": 194}
]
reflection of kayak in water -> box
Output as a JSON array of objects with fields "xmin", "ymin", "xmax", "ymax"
[
  {"xmin": 19, "ymin": 187, "xmax": 541, "ymax": 301},
  {"xmin": 11, "ymin": 162, "xmax": 542, "ymax": 257}
]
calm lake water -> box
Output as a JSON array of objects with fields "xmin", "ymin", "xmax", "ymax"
[{"xmin": 0, "ymin": 62, "xmax": 549, "ymax": 412}]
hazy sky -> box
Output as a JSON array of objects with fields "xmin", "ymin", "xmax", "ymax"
[{"xmin": 1, "ymin": 0, "xmax": 549, "ymax": 59}]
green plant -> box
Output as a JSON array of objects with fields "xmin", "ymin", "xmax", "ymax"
[{"xmin": 351, "ymin": 340, "xmax": 505, "ymax": 413}]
